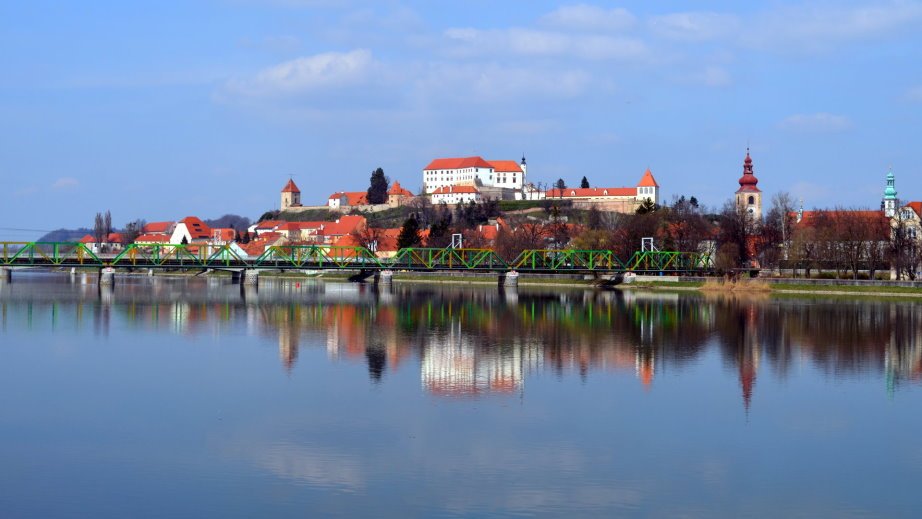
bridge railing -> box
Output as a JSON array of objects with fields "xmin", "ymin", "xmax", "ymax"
[{"xmin": 389, "ymin": 248, "xmax": 508, "ymax": 270}]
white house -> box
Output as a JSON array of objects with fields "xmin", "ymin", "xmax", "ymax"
[
  {"xmin": 422, "ymin": 155, "xmax": 528, "ymax": 196},
  {"xmin": 431, "ymin": 185, "xmax": 482, "ymax": 205}
]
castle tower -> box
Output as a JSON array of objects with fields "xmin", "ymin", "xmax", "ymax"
[
  {"xmin": 520, "ymin": 154, "xmax": 527, "ymax": 178},
  {"xmin": 883, "ymin": 167, "xmax": 898, "ymax": 217},
  {"xmin": 281, "ymin": 179, "xmax": 301, "ymax": 211},
  {"xmin": 735, "ymin": 148, "xmax": 762, "ymax": 221},
  {"xmin": 637, "ymin": 168, "xmax": 660, "ymax": 205}
]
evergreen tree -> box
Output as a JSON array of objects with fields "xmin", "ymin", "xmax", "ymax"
[
  {"xmin": 555, "ymin": 178, "xmax": 566, "ymax": 190},
  {"xmin": 396, "ymin": 216, "xmax": 421, "ymax": 249},
  {"xmin": 367, "ymin": 167, "xmax": 390, "ymax": 205},
  {"xmin": 580, "ymin": 176, "xmax": 590, "ymax": 188}
]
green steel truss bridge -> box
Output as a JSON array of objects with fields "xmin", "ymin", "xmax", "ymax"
[{"xmin": 0, "ymin": 242, "xmax": 711, "ymax": 274}]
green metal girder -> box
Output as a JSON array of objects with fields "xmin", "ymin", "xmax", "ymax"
[{"xmin": 389, "ymin": 248, "xmax": 507, "ymax": 270}]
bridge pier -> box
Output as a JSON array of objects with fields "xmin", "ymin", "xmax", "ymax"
[
  {"xmin": 243, "ymin": 269, "xmax": 259, "ymax": 286},
  {"xmin": 499, "ymin": 270, "xmax": 519, "ymax": 288},
  {"xmin": 99, "ymin": 267, "xmax": 115, "ymax": 286},
  {"xmin": 375, "ymin": 269, "xmax": 394, "ymax": 287},
  {"xmin": 0, "ymin": 267, "xmax": 11, "ymax": 284}
]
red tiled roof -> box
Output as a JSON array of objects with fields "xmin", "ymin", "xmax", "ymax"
[
  {"xmin": 179, "ymin": 217, "xmax": 212, "ymax": 239},
  {"xmin": 637, "ymin": 169, "xmax": 659, "ymax": 187},
  {"xmin": 256, "ymin": 220, "xmax": 282, "ymax": 230},
  {"xmin": 80, "ymin": 234, "xmax": 95, "ymax": 243},
  {"xmin": 489, "ymin": 160, "xmax": 523, "ymax": 173},
  {"xmin": 328, "ymin": 191, "xmax": 368, "ymax": 205},
  {"xmin": 424, "ymin": 156, "xmax": 494, "ymax": 171},
  {"xmin": 212, "ymin": 228, "xmax": 236, "ymax": 242},
  {"xmin": 322, "ymin": 215, "xmax": 367, "ymax": 236},
  {"xmin": 546, "ymin": 187, "xmax": 636, "ymax": 198},
  {"xmin": 432, "ymin": 185, "xmax": 479, "ymax": 194},
  {"xmin": 106, "ymin": 233, "xmax": 124, "ymax": 244},
  {"xmin": 905, "ymin": 202, "xmax": 922, "ymax": 218},
  {"xmin": 796, "ymin": 210, "xmax": 890, "ymax": 235},
  {"xmin": 142, "ymin": 221, "xmax": 173, "ymax": 234},
  {"xmin": 388, "ymin": 181, "xmax": 414, "ymax": 197},
  {"xmin": 281, "ymin": 179, "xmax": 300, "ymax": 193},
  {"xmin": 134, "ymin": 234, "xmax": 171, "ymax": 244}
]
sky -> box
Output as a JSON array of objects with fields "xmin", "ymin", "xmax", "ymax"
[{"xmin": 1, "ymin": 0, "xmax": 922, "ymax": 238}]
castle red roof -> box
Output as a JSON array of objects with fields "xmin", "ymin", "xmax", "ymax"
[
  {"xmin": 281, "ymin": 179, "xmax": 300, "ymax": 193},
  {"xmin": 424, "ymin": 157, "xmax": 494, "ymax": 171},
  {"xmin": 432, "ymin": 185, "xmax": 479, "ymax": 194},
  {"xmin": 388, "ymin": 181, "xmax": 414, "ymax": 197},
  {"xmin": 488, "ymin": 160, "xmax": 523, "ymax": 173},
  {"xmin": 637, "ymin": 169, "xmax": 659, "ymax": 187}
]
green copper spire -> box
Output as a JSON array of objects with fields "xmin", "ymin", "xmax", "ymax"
[{"xmin": 884, "ymin": 168, "xmax": 897, "ymax": 199}]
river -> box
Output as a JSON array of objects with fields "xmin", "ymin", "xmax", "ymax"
[{"xmin": 1, "ymin": 272, "xmax": 919, "ymax": 517}]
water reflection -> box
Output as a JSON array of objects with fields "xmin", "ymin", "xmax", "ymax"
[{"xmin": 2, "ymin": 273, "xmax": 921, "ymax": 406}]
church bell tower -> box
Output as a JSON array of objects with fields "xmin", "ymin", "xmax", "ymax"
[{"xmin": 735, "ymin": 148, "xmax": 762, "ymax": 221}]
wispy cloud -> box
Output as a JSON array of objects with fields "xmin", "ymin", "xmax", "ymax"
[
  {"xmin": 540, "ymin": 4, "xmax": 636, "ymax": 31},
  {"xmin": 683, "ymin": 65, "xmax": 732, "ymax": 87},
  {"xmin": 225, "ymin": 49, "xmax": 374, "ymax": 96},
  {"xmin": 649, "ymin": 12, "xmax": 740, "ymax": 42},
  {"xmin": 779, "ymin": 113, "xmax": 854, "ymax": 132},
  {"xmin": 51, "ymin": 177, "xmax": 79, "ymax": 190},
  {"xmin": 444, "ymin": 28, "xmax": 647, "ymax": 61}
]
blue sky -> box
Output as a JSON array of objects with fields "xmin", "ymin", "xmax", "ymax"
[{"xmin": 2, "ymin": 0, "xmax": 922, "ymax": 237}]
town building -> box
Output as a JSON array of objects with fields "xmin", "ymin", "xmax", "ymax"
[
  {"xmin": 431, "ymin": 185, "xmax": 482, "ymax": 205},
  {"xmin": 882, "ymin": 168, "xmax": 898, "ymax": 217}
]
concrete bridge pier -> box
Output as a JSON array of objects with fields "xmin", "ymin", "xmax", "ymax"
[
  {"xmin": 499, "ymin": 270, "xmax": 519, "ymax": 288},
  {"xmin": 99, "ymin": 267, "xmax": 115, "ymax": 286},
  {"xmin": 243, "ymin": 269, "xmax": 259, "ymax": 286},
  {"xmin": 1, "ymin": 267, "xmax": 12, "ymax": 283},
  {"xmin": 375, "ymin": 269, "xmax": 394, "ymax": 287}
]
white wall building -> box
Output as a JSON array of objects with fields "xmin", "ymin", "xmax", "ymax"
[
  {"xmin": 431, "ymin": 185, "xmax": 482, "ymax": 205},
  {"xmin": 422, "ymin": 155, "xmax": 527, "ymax": 196}
]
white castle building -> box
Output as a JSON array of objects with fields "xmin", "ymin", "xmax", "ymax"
[{"xmin": 423, "ymin": 155, "xmax": 528, "ymax": 200}]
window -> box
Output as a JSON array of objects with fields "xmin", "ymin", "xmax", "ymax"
[{"xmin": 748, "ymin": 196, "xmax": 755, "ymax": 205}]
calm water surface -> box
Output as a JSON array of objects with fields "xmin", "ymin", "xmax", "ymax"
[{"xmin": 1, "ymin": 273, "xmax": 920, "ymax": 518}]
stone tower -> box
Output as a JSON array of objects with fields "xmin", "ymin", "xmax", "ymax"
[
  {"xmin": 281, "ymin": 179, "xmax": 301, "ymax": 211},
  {"xmin": 735, "ymin": 149, "xmax": 762, "ymax": 221},
  {"xmin": 882, "ymin": 167, "xmax": 898, "ymax": 217}
]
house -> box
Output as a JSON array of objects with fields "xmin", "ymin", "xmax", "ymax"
[
  {"xmin": 134, "ymin": 234, "xmax": 172, "ymax": 245},
  {"xmin": 431, "ymin": 185, "xmax": 482, "ymax": 205},
  {"xmin": 387, "ymin": 181, "xmax": 414, "ymax": 207},
  {"xmin": 78, "ymin": 233, "xmax": 125, "ymax": 253},
  {"xmin": 320, "ymin": 215, "xmax": 366, "ymax": 244},
  {"xmin": 250, "ymin": 220, "xmax": 283, "ymax": 236},
  {"xmin": 169, "ymin": 216, "xmax": 212, "ymax": 244},
  {"xmin": 142, "ymin": 221, "xmax": 175, "ymax": 235},
  {"xmin": 327, "ymin": 191, "xmax": 368, "ymax": 210},
  {"xmin": 276, "ymin": 221, "xmax": 325, "ymax": 243}
]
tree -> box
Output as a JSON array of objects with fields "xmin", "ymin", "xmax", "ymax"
[
  {"xmin": 587, "ymin": 205, "xmax": 602, "ymax": 230},
  {"xmin": 396, "ymin": 216, "xmax": 422, "ymax": 249},
  {"xmin": 123, "ymin": 219, "xmax": 145, "ymax": 244},
  {"xmin": 242, "ymin": 230, "xmax": 252, "ymax": 244},
  {"xmin": 555, "ymin": 178, "xmax": 567, "ymax": 190},
  {"xmin": 93, "ymin": 212, "xmax": 105, "ymax": 244},
  {"xmin": 367, "ymin": 167, "xmax": 390, "ymax": 205},
  {"xmin": 636, "ymin": 198, "xmax": 656, "ymax": 215},
  {"xmin": 351, "ymin": 226, "xmax": 384, "ymax": 252},
  {"xmin": 580, "ymin": 176, "xmax": 590, "ymax": 189}
]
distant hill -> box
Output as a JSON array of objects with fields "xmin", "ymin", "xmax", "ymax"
[
  {"xmin": 33, "ymin": 214, "xmax": 252, "ymax": 243},
  {"xmin": 37, "ymin": 228, "xmax": 93, "ymax": 242}
]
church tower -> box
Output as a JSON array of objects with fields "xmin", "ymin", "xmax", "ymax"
[
  {"xmin": 735, "ymin": 149, "xmax": 762, "ymax": 221},
  {"xmin": 281, "ymin": 179, "xmax": 301, "ymax": 211},
  {"xmin": 882, "ymin": 167, "xmax": 898, "ymax": 217}
]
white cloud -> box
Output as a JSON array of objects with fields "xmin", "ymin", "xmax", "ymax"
[
  {"xmin": 444, "ymin": 28, "xmax": 647, "ymax": 61},
  {"xmin": 52, "ymin": 177, "xmax": 79, "ymax": 190},
  {"xmin": 907, "ymin": 85, "xmax": 922, "ymax": 101},
  {"xmin": 747, "ymin": 1, "xmax": 922, "ymax": 50},
  {"xmin": 649, "ymin": 12, "xmax": 740, "ymax": 42},
  {"xmin": 415, "ymin": 62, "xmax": 591, "ymax": 101},
  {"xmin": 683, "ymin": 65, "xmax": 732, "ymax": 87},
  {"xmin": 540, "ymin": 4, "xmax": 636, "ymax": 31},
  {"xmin": 226, "ymin": 49, "xmax": 374, "ymax": 96},
  {"xmin": 779, "ymin": 113, "xmax": 854, "ymax": 132}
]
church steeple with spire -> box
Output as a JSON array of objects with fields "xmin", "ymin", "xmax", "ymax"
[
  {"xmin": 882, "ymin": 167, "xmax": 898, "ymax": 217},
  {"xmin": 735, "ymin": 148, "xmax": 762, "ymax": 221}
]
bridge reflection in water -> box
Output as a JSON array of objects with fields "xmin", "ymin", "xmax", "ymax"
[{"xmin": 1, "ymin": 273, "xmax": 921, "ymax": 407}]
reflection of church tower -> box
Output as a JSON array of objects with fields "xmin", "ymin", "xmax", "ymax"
[
  {"xmin": 739, "ymin": 303, "xmax": 761, "ymax": 412},
  {"xmin": 735, "ymin": 149, "xmax": 762, "ymax": 221},
  {"xmin": 279, "ymin": 324, "xmax": 300, "ymax": 372}
]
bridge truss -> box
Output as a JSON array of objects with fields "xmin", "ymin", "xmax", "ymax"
[{"xmin": 0, "ymin": 242, "xmax": 712, "ymax": 274}]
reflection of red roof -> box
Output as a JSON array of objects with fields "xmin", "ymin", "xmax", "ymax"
[
  {"xmin": 489, "ymin": 160, "xmax": 522, "ymax": 173},
  {"xmin": 432, "ymin": 185, "xmax": 479, "ymax": 194},
  {"xmin": 281, "ymin": 179, "xmax": 300, "ymax": 193},
  {"xmin": 424, "ymin": 157, "xmax": 493, "ymax": 170},
  {"xmin": 142, "ymin": 221, "xmax": 172, "ymax": 234},
  {"xmin": 546, "ymin": 187, "xmax": 636, "ymax": 198},
  {"xmin": 637, "ymin": 169, "xmax": 659, "ymax": 187}
]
